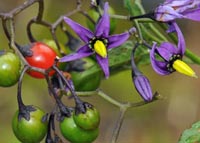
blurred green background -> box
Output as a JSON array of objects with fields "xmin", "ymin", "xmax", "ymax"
[{"xmin": 0, "ymin": 0, "xmax": 200, "ymax": 143}]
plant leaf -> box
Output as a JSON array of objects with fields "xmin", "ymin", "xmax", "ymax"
[
  {"xmin": 108, "ymin": 41, "xmax": 133, "ymax": 74},
  {"xmin": 179, "ymin": 121, "xmax": 200, "ymax": 143},
  {"xmin": 124, "ymin": 0, "xmax": 144, "ymax": 16}
]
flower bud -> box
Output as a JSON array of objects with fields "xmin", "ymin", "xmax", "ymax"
[
  {"xmin": 133, "ymin": 74, "xmax": 153, "ymax": 102},
  {"xmin": 131, "ymin": 46, "xmax": 153, "ymax": 102}
]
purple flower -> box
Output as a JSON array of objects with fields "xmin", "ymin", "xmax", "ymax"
[
  {"xmin": 60, "ymin": 2, "xmax": 136, "ymax": 78},
  {"xmin": 150, "ymin": 22, "xmax": 197, "ymax": 77},
  {"xmin": 155, "ymin": 0, "xmax": 200, "ymax": 22}
]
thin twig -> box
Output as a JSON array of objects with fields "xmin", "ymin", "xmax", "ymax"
[
  {"xmin": 17, "ymin": 65, "xmax": 29, "ymax": 109},
  {"xmin": 111, "ymin": 107, "xmax": 127, "ymax": 143},
  {"xmin": 8, "ymin": 18, "xmax": 28, "ymax": 64}
]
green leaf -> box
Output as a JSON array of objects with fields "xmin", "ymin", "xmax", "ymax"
[
  {"xmin": 108, "ymin": 40, "xmax": 151, "ymax": 75},
  {"xmin": 192, "ymin": 121, "xmax": 200, "ymax": 129},
  {"xmin": 179, "ymin": 121, "xmax": 200, "ymax": 143},
  {"xmin": 134, "ymin": 44, "xmax": 151, "ymax": 66},
  {"xmin": 108, "ymin": 41, "xmax": 133, "ymax": 74},
  {"xmin": 123, "ymin": 0, "xmax": 144, "ymax": 16}
]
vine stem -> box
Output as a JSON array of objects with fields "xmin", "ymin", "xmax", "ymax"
[
  {"xmin": 8, "ymin": 19, "xmax": 29, "ymax": 65},
  {"xmin": 111, "ymin": 107, "xmax": 127, "ymax": 143},
  {"xmin": 45, "ymin": 74, "xmax": 72, "ymax": 117},
  {"xmin": 97, "ymin": 89, "xmax": 123, "ymax": 108},
  {"xmin": 52, "ymin": 65, "xmax": 85, "ymax": 111},
  {"xmin": 185, "ymin": 49, "xmax": 200, "ymax": 65},
  {"xmin": 109, "ymin": 14, "xmax": 129, "ymax": 20},
  {"xmin": 76, "ymin": 90, "xmax": 160, "ymax": 108},
  {"xmin": 17, "ymin": 65, "xmax": 29, "ymax": 110},
  {"xmin": 0, "ymin": 0, "xmax": 38, "ymax": 18}
]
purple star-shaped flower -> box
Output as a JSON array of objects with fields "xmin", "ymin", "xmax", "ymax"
[
  {"xmin": 150, "ymin": 22, "xmax": 185, "ymax": 75},
  {"xmin": 155, "ymin": 0, "xmax": 200, "ymax": 22},
  {"xmin": 60, "ymin": 2, "xmax": 136, "ymax": 78}
]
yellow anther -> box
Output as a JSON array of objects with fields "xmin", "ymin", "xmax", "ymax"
[
  {"xmin": 172, "ymin": 59, "xmax": 197, "ymax": 78},
  {"xmin": 94, "ymin": 40, "xmax": 107, "ymax": 58}
]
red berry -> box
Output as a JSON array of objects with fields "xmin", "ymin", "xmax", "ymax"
[{"xmin": 25, "ymin": 42, "xmax": 57, "ymax": 78}]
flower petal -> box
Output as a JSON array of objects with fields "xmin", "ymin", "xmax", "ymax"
[
  {"xmin": 95, "ymin": 2, "xmax": 110, "ymax": 37},
  {"xmin": 155, "ymin": 5, "xmax": 184, "ymax": 22},
  {"xmin": 183, "ymin": 8, "xmax": 200, "ymax": 21},
  {"xmin": 157, "ymin": 42, "xmax": 178, "ymax": 61},
  {"xmin": 96, "ymin": 54, "xmax": 109, "ymax": 78},
  {"xmin": 63, "ymin": 17, "xmax": 93, "ymax": 43},
  {"xmin": 77, "ymin": 44, "xmax": 91, "ymax": 53},
  {"xmin": 150, "ymin": 43, "xmax": 171, "ymax": 75},
  {"xmin": 172, "ymin": 22, "xmax": 185, "ymax": 55},
  {"xmin": 107, "ymin": 31, "xmax": 131, "ymax": 49},
  {"xmin": 151, "ymin": 58, "xmax": 171, "ymax": 75},
  {"xmin": 60, "ymin": 48, "xmax": 93, "ymax": 62},
  {"xmin": 166, "ymin": 22, "xmax": 185, "ymax": 56},
  {"xmin": 156, "ymin": 0, "xmax": 200, "ymax": 22},
  {"xmin": 166, "ymin": 23, "xmax": 176, "ymax": 33},
  {"xmin": 165, "ymin": 0, "xmax": 173, "ymax": 3},
  {"xmin": 166, "ymin": 0, "xmax": 191, "ymax": 7}
]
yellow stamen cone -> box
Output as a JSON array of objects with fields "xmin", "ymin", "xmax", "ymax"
[
  {"xmin": 94, "ymin": 40, "xmax": 107, "ymax": 58},
  {"xmin": 172, "ymin": 59, "xmax": 197, "ymax": 78}
]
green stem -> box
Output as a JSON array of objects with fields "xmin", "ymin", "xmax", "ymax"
[
  {"xmin": 149, "ymin": 23, "xmax": 168, "ymax": 42},
  {"xmin": 134, "ymin": 19, "xmax": 144, "ymax": 42},
  {"xmin": 75, "ymin": 90, "xmax": 126, "ymax": 108},
  {"xmin": 110, "ymin": 14, "xmax": 128, "ymax": 20},
  {"xmin": 140, "ymin": 24, "xmax": 163, "ymax": 42},
  {"xmin": 135, "ymin": 0, "xmax": 145, "ymax": 14},
  {"xmin": 136, "ymin": 19, "xmax": 168, "ymax": 43},
  {"xmin": 136, "ymin": 18, "xmax": 155, "ymax": 23},
  {"xmin": 185, "ymin": 49, "xmax": 200, "ymax": 65},
  {"xmin": 75, "ymin": 91, "xmax": 97, "ymax": 96},
  {"xmin": 97, "ymin": 89, "xmax": 123, "ymax": 108}
]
